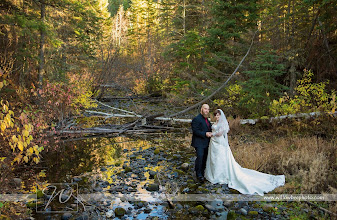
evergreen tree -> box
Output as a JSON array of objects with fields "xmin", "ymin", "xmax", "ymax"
[
  {"xmin": 239, "ymin": 48, "xmax": 288, "ymax": 117},
  {"xmin": 204, "ymin": 0, "xmax": 258, "ymax": 74}
]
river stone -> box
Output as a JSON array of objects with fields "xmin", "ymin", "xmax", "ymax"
[
  {"xmin": 239, "ymin": 208, "xmax": 248, "ymax": 216},
  {"xmin": 181, "ymin": 163, "xmax": 189, "ymax": 170},
  {"xmin": 61, "ymin": 213, "xmax": 73, "ymax": 220},
  {"xmin": 13, "ymin": 178, "xmax": 22, "ymax": 185},
  {"xmin": 75, "ymin": 212, "xmax": 89, "ymax": 220},
  {"xmin": 205, "ymin": 204, "xmax": 218, "ymax": 212},
  {"xmin": 106, "ymin": 209, "xmax": 114, "ymax": 218},
  {"xmin": 149, "ymin": 170, "xmax": 156, "ymax": 179},
  {"xmin": 144, "ymin": 207, "xmax": 152, "ymax": 213},
  {"xmin": 73, "ymin": 177, "xmax": 82, "ymax": 182},
  {"xmin": 146, "ymin": 184, "xmax": 159, "ymax": 192},
  {"xmin": 262, "ymin": 204, "xmax": 274, "ymax": 212},
  {"xmin": 114, "ymin": 207, "xmax": 126, "ymax": 216},
  {"xmin": 124, "ymin": 167, "xmax": 132, "ymax": 173}
]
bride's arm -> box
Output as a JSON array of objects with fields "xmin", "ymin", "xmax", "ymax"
[{"xmin": 212, "ymin": 128, "xmax": 225, "ymax": 137}]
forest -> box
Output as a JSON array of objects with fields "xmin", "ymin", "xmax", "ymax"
[{"xmin": 0, "ymin": 0, "xmax": 336, "ymax": 219}]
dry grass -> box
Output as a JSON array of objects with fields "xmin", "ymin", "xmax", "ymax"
[{"xmin": 229, "ymin": 134, "xmax": 336, "ymax": 194}]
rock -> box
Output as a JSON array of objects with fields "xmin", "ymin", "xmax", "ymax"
[
  {"xmin": 93, "ymin": 187, "xmax": 103, "ymax": 192},
  {"xmin": 223, "ymin": 201, "xmax": 232, "ymax": 208},
  {"xmin": 262, "ymin": 204, "xmax": 274, "ymax": 212},
  {"xmin": 182, "ymin": 187, "xmax": 190, "ymax": 193},
  {"xmin": 154, "ymin": 149, "xmax": 160, "ymax": 154},
  {"xmin": 194, "ymin": 205, "xmax": 205, "ymax": 212},
  {"xmin": 100, "ymin": 167, "xmax": 107, "ymax": 171},
  {"xmin": 248, "ymin": 210, "xmax": 258, "ymax": 216},
  {"xmin": 106, "ymin": 209, "xmax": 114, "ymax": 218},
  {"xmin": 181, "ymin": 163, "xmax": 189, "ymax": 170},
  {"xmin": 13, "ymin": 178, "xmax": 22, "ymax": 185},
  {"xmin": 239, "ymin": 208, "xmax": 247, "ymax": 216},
  {"xmin": 189, "ymin": 205, "xmax": 205, "ymax": 214},
  {"xmin": 216, "ymin": 210, "xmax": 229, "ymax": 219},
  {"xmin": 73, "ymin": 177, "xmax": 82, "ymax": 182},
  {"xmin": 149, "ymin": 170, "xmax": 156, "ymax": 179},
  {"xmin": 124, "ymin": 167, "xmax": 132, "ymax": 173},
  {"xmin": 61, "ymin": 213, "xmax": 73, "ymax": 220},
  {"xmin": 75, "ymin": 212, "xmax": 89, "ymax": 220},
  {"xmin": 100, "ymin": 181, "xmax": 110, "ymax": 188},
  {"xmin": 205, "ymin": 204, "xmax": 218, "ymax": 212},
  {"xmin": 144, "ymin": 207, "xmax": 152, "ymax": 213},
  {"xmin": 146, "ymin": 184, "xmax": 159, "ymax": 192},
  {"xmin": 114, "ymin": 207, "xmax": 126, "ymax": 217},
  {"xmin": 176, "ymin": 203, "xmax": 183, "ymax": 210}
]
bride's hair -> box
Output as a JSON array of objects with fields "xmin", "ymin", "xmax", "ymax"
[{"xmin": 213, "ymin": 109, "xmax": 221, "ymax": 116}]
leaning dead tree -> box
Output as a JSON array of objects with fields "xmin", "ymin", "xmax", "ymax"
[{"xmin": 169, "ymin": 30, "xmax": 259, "ymax": 118}]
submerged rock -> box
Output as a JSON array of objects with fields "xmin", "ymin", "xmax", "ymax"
[
  {"xmin": 146, "ymin": 184, "xmax": 159, "ymax": 191},
  {"xmin": 114, "ymin": 207, "xmax": 126, "ymax": 217},
  {"xmin": 61, "ymin": 213, "xmax": 72, "ymax": 220}
]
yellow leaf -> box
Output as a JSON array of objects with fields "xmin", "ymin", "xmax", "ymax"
[
  {"xmin": 3, "ymin": 104, "xmax": 8, "ymax": 113},
  {"xmin": 23, "ymin": 130, "xmax": 29, "ymax": 137},
  {"xmin": 33, "ymin": 157, "xmax": 39, "ymax": 164},
  {"xmin": 24, "ymin": 156, "xmax": 28, "ymax": 163},
  {"xmin": 18, "ymin": 141, "xmax": 24, "ymax": 151},
  {"xmin": 12, "ymin": 135, "xmax": 18, "ymax": 143},
  {"xmin": 8, "ymin": 110, "xmax": 14, "ymax": 116},
  {"xmin": 1, "ymin": 123, "xmax": 6, "ymax": 132}
]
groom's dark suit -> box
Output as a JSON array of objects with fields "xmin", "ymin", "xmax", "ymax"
[{"xmin": 191, "ymin": 113, "xmax": 212, "ymax": 178}]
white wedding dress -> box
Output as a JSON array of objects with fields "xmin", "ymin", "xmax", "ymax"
[{"xmin": 204, "ymin": 110, "xmax": 285, "ymax": 196}]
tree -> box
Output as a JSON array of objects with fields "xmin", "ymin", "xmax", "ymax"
[
  {"xmin": 240, "ymin": 48, "xmax": 288, "ymax": 117},
  {"xmin": 204, "ymin": 0, "xmax": 258, "ymax": 74}
]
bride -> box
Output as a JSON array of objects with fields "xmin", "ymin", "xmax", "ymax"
[{"xmin": 204, "ymin": 109, "xmax": 285, "ymax": 196}]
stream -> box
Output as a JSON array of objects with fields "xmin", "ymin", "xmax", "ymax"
[{"xmin": 31, "ymin": 131, "xmax": 324, "ymax": 220}]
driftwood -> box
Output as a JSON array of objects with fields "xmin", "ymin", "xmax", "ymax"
[{"xmin": 56, "ymin": 112, "xmax": 175, "ymax": 138}]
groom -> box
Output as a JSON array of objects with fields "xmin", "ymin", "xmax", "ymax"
[{"xmin": 191, "ymin": 104, "xmax": 212, "ymax": 183}]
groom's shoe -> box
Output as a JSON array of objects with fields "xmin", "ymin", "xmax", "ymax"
[{"xmin": 197, "ymin": 176, "xmax": 205, "ymax": 183}]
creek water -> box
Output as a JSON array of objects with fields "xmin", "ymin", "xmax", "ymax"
[{"xmin": 32, "ymin": 132, "xmax": 204, "ymax": 220}]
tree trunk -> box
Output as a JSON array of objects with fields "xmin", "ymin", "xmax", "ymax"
[{"xmin": 38, "ymin": 1, "xmax": 46, "ymax": 94}]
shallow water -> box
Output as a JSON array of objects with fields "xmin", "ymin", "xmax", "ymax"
[{"xmin": 33, "ymin": 133, "xmax": 188, "ymax": 219}]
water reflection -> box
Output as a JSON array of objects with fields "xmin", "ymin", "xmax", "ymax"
[{"xmin": 37, "ymin": 134, "xmax": 177, "ymax": 219}]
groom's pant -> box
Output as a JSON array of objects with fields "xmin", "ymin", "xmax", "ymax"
[{"xmin": 195, "ymin": 147, "xmax": 208, "ymax": 177}]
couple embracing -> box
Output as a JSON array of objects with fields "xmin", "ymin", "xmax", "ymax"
[{"xmin": 191, "ymin": 104, "xmax": 285, "ymax": 196}]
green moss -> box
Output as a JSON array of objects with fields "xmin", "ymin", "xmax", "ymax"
[
  {"xmin": 262, "ymin": 204, "xmax": 275, "ymax": 212},
  {"xmin": 154, "ymin": 149, "xmax": 160, "ymax": 154},
  {"xmin": 36, "ymin": 190, "xmax": 43, "ymax": 199},
  {"xmin": 174, "ymin": 169, "xmax": 185, "ymax": 175},
  {"xmin": 248, "ymin": 211, "xmax": 258, "ymax": 216},
  {"xmin": 195, "ymin": 205, "xmax": 204, "ymax": 212}
]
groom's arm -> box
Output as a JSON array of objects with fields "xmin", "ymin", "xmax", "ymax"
[{"xmin": 191, "ymin": 118, "xmax": 207, "ymax": 138}]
